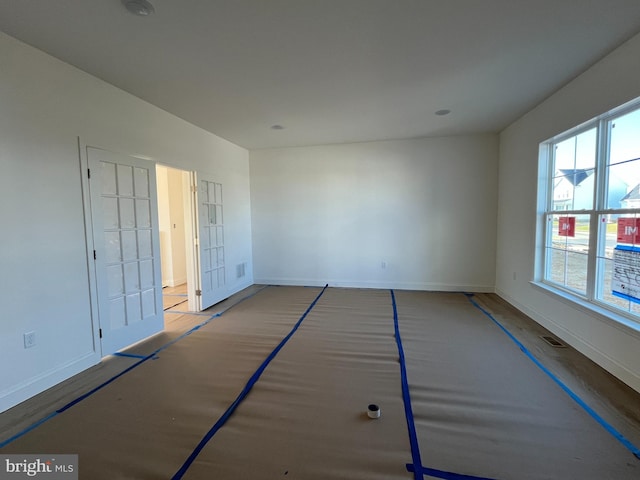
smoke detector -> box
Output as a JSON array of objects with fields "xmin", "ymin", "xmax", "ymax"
[{"xmin": 122, "ymin": 0, "xmax": 155, "ymax": 16}]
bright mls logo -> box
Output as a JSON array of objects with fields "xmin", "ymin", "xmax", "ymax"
[{"xmin": 0, "ymin": 455, "xmax": 77, "ymax": 479}]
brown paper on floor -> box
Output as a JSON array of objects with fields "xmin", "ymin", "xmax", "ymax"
[
  {"xmin": 394, "ymin": 290, "xmax": 639, "ymax": 479},
  {"xmin": 180, "ymin": 287, "xmax": 410, "ymax": 480},
  {"xmin": 1, "ymin": 286, "xmax": 324, "ymax": 479},
  {"xmin": 2, "ymin": 287, "xmax": 639, "ymax": 480}
]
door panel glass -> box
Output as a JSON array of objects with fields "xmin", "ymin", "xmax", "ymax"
[
  {"xmin": 138, "ymin": 229, "xmax": 152, "ymax": 258},
  {"xmin": 141, "ymin": 289, "xmax": 156, "ymax": 318},
  {"xmin": 117, "ymin": 164, "xmax": 134, "ymax": 196},
  {"xmin": 209, "ymin": 204, "xmax": 216, "ymax": 224},
  {"xmin": 202, "ymin": 248, "xmax": 211, "ymax": 270},
  {"xmin": 200, "ymin": 181, "xmax": 209, "ymax": 202},
  {"xmin": 126, "ymin": 294, "xmax": 142, "ymax": 323},
  {"xmin": 107, "ymin": 264, "xmax": 124, "ymax": 295},
  {"xmin": 201, "ymin": 227, "xmax": 210, "ymax": 249},
  {"xmin": 124, "ymin": 262, "xmax": 140, "ymax": 292},
  {"xmin": 119, "ymin": 198, "xmax": 135, "ymax": 228},
  {"xmin": 136, "ymin": 199, "xmax": 151, "ymax": 228},
  {"xmin": 139, "ymin": 259, "xmax": 154, "ymax": 289},
  {"xmin": 103, "ymin": 198, "xmax": 119, "ymax": 229},
  {"xmin": 134, "ymin": 167, "xmax": 149, "ymax": 197},
  {"xmin": 104, "ymin": 232, "xmax": 122, "ymax": 263},
  {"xmin": 109, "ymin": 297, "xmax": 126, "ymax": 329},
  {"xmin": 121, "ymin": 230, "xmax": 138, "ymax": 261},
  {"xmin": 202, "ymin": 271, "xmax": 212, "ymax": 292},
  {"xmin": 101, "ymin": 162, "xmax": 117, "ymax": 195}
]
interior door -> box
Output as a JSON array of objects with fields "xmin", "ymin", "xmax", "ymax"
[
  {"xmin": 88, "ymin": 147, "xmax": 164, "ymax": 355},
  {"xmin": 196, "ymin": 175, "xmax": 227, "ymax": 309}
]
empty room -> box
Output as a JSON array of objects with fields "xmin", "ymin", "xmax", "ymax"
[{"xmin": 1, "ymin": 1, "xmax": 640, "ymax": 479}]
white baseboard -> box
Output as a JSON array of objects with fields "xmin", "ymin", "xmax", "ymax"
[
  {"xmin": 165, "ymin": 276, "xmax": 187, "ymax": 288},
  {"xmin": 254, "ymin": 277, "xmax": 495, "ymax": 293},
  {"xmin": 0, "ymin": 351, "xmax": 100, "ymax": 414}
]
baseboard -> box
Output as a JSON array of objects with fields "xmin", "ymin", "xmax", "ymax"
[
  {"xmin": 495, "ymin": 287, "xmax": 640, "ymax": 394},
  {"xmin": 0, "ymin": 351, "xmax": 100, "ymax": 414},
  {"xmin": 166, "ymin": 276, "xmax": 187, "ymax": 288},
  {"xmin": 254, "ymin": 277, "xmax": 495, "ymax": 293}
]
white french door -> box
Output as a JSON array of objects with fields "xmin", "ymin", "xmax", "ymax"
[
  {"xmin": 88, "ymin": 147, "xmax": 163, "ymax": 355},
  {"xmin": 196, "ymin": 175, "xmax": 227, "ymax": 309}
]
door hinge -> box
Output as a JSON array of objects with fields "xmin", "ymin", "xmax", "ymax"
[
  {"xmin": 99, "ymin": 328, "xmax": 102, "ymax": 339},
  {"xmin": 93, "ymin": 250, "xmax": 97, "ymax": 260},
  {"xmin": 191, "ymin": 185, "xmax": 197, "ymax": 193},
  {"xmin": 195, "ymin": 289, "xmax": 202, "ymax": 296},
  {"xmin": 88, "ymin": 168, "xmax": 91, "ymax": 179}
]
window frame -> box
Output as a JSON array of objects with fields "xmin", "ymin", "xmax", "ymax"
[{"xmin": 536, "ymin": 97, "xmax": 640, "ymax": 326}]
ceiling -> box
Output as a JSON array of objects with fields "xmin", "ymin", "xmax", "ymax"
[{"xmin": 2, "ymin": 1, "xmax": 640, "ymax": 150}]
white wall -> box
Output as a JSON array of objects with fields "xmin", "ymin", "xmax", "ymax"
[
  {"xmin": 497, "ymin": 32, "xmax": 640, "ymax": 393},
  {"xmin": 157, "ymin": 166, "xmax": 173, "ymax": 286},
  {"xmin": 0, "ymin": 32, "xmax": 253, "ymax": 413},
  {"xmin": 167, "ymin": 168, "xmax": 187, "ymax": 286},
  {"xmin": 157, "ymin": 166, "xmax": 188, "ymax": 288},
  {"xmin": 250, "ymin": 135, "xmax": 498, "ymax": 290}
]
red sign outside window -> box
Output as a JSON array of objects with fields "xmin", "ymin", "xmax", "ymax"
[
  {"xmin": 558, "ymin": 217, "xmax": 575, "ymax": 237},
  {"xmin": 617, "ymin": 217, "xmax": 640, "ymax": 244}
]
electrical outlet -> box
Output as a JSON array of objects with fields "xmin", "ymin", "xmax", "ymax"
[
  {"xmin": 381, "ymin": 260, "xmax": 387, "ymax": 269},
  {"xmin": 24, "ymin": 331, "xmax": 36, "ymax": 349}
]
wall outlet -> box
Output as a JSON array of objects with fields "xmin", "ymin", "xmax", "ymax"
[
  {"xmin": 381, "ymin": 260, "xmax": 387, "ymax": 269},
  {"xmin": 24, "ymin": 331, "xmax": 36, "ymax": 349}
]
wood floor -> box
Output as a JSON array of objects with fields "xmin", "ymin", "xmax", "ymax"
[{"xmin": 162, "ymin": 283, "xmax": 189, "ymax": 311}]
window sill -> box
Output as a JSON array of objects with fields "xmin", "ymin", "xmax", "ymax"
[{"xmin": 531, "ymin": 281, "xmax": 640, "ymax": 340}]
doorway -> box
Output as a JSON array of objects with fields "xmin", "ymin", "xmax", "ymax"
[{"xmin": 156, "ymin": 165, "xmax": 197, "ymax": 314}]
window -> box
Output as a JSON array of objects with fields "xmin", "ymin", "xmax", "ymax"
[{"xmin": 539, "ymin": 99, "xmax": 640, "ymax": 323}]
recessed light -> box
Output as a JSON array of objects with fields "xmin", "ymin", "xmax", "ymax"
[
  {"xmin": 270, "ymin": 125, "xmax": 285, "ymax": 130},
  {"xmin": 122, "ymin": 0, "xmax": 155, "ymax": 16},
  {"xmin": 435, "ymin": 109, "xmax": 451, "ymax": 116}
]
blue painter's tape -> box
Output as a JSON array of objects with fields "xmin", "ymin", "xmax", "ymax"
[
  {"xmin": 407, "ymin": 464, "xmax": 498, "ymax": 480},
  {"xmin": 614, "ymin": 245, "xmax": 640, "ymax": 253},
  {"xmin": 171, "ymin": 284, "xmax": 328, "ymax": 480},
  {"xmin": 0, "ymin": 286, "xmax": 271, "ymax": 447},
  {"xmin": 56, "ymin": 355, "xmax": 155, "ymax": 413},
  {"xmin": 390, "ymin": 290, "xmax": 423, "ymax": 480},
  {"xmin": 612, "ymin": 291, "xmax": 640, "ymax": 305},
  {"xmin": 112, "ymin": 352, "xmax": 148, "ymax": 359},
  {"xmin": 56, "ymin": 311, "xmax": 234, "ymax": 414},
  {"xmin": 0, "ymin": 412, "xmax": 59, "ymax": 449},
  {"xmin": 465, "ymin": 293, "xmax": 640, "ymax": 461}
]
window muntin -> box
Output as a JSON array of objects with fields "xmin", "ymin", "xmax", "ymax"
[{"xmin": 541, "ymin": 100, "xmax": 640, "ymax": 323}]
